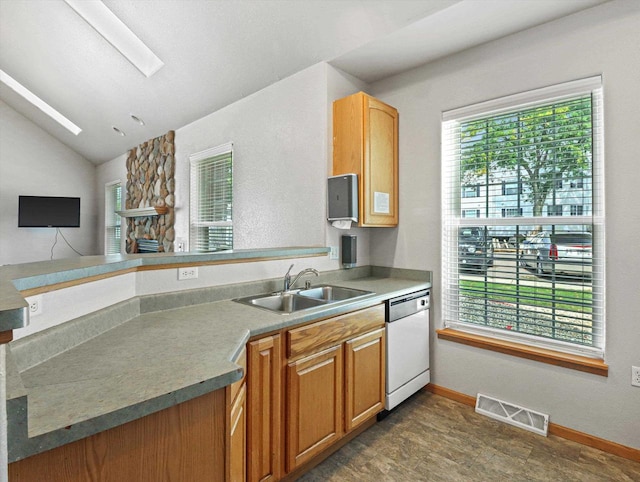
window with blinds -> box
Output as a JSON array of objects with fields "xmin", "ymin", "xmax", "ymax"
[
  {"xmin": 189, "ymin": 142, "xmax": 233, "ymax": 252},
  {"xmin": 441, "ymin": 77, "xmax": 604, "ymax": 358},
  {"xmin": 105, "ymin": 181, "xmax": 122, "ymax": 254}
]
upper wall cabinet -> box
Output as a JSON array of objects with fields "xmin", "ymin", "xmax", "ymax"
[{"xmin": 333, "ymin": 92, "xmax": 398, "ymax": 227}]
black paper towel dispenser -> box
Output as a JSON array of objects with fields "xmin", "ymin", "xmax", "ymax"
[{"xmin": 328, "ymin": 174, "xmax": 358, "ymax": 222}]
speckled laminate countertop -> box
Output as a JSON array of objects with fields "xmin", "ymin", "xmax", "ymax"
[
  {"xmin": 6, "ymin": 272, "xmax": 430, "ymax": 462},
  {"xmin": 0, "ymin": 246, "xmax": 329, "ymax": 331}
]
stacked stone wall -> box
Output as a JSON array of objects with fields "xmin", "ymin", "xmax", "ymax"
[{"xmin": 125, "ymin": 131, "xmax": 175, "ymax": 253}]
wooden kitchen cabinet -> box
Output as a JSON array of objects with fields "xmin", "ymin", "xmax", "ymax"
[
  {"xmin": 345, "ymin": 328, "xmax": 385, "ymax": 432},
  {"xmin": 8, "ymin": 389, "xmax": 227, "ymax": 482},
  {"xmin": 244, "ymin": 305, "xmax": 385, "ymax": 480},
  {"xmin": 227, "ymin": 347, "xmax": 247, "ymax": 482},
  {"xmin": 228, "ymin": 383, "xmax": 247, "ymax": 482},
  {"xmin": 247, "ymin": 335, "xmax": 282, "ymax": 482},
  {"xmin": 285, "ymin": 345, "xmax": 344, "ymax": 471},
  {"xmin": 333, "ymin": 91, "xmax": 399, "ymax": 227},
  {"xmin": 283, "ymin": 304, "xmax": 384, "ymax": 475}
]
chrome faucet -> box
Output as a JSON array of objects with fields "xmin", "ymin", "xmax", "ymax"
[{"xmin": 283, "ymin": 264, "xmax": 319, "ymax": 292}]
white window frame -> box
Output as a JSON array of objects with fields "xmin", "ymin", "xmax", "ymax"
[
  {"xmin": 189, "ymin": 142, "xmax": 233, "ymax": 252},
  {"xmin": 104, "ymin": 180, "xmax": 122, "ymax": 254},
  {"xmin": 441, "ymin": 76, "xmax": 605, "ymax": 358}
]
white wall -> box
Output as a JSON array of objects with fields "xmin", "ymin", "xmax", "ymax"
[
  {"xmin": 369, "ymin": 0, "xmax": 640, "ymax": 449},
  {"xmin": 175, "ymin": 63, "xmax": 329, "ymax": 251},
  {"xmin": 97, "ymin": 63, "xmax": 374, "ymax": 268},
  {"xmin": 0, "ymin": 101, "xmax": 98, "ymax": 265}
]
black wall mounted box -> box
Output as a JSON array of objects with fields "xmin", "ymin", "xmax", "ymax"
[{"xmin": 341, "ymin": 234, "xmax": 357, "ymax": 269}]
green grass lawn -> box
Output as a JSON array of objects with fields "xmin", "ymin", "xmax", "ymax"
[{"xmin": 460, "ymin": 279, "xmax": 592, "ymax": 314}]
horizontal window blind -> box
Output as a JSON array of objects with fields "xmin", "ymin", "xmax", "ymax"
[
  {"xmin": 105, "ymin": 181, "xmax": 121, "ymax": 255},
  {"xmin": 190, "ymin": 143, "xmax": 233, "ymax": 252},
  {"xmin": 442, "ymin": 77, "xmax": 604, "ymax": 358}
]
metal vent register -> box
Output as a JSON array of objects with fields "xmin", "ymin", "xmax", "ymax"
[{"xmin": 475, "ymin": 393, "xmax": 549, "ymax": 436}]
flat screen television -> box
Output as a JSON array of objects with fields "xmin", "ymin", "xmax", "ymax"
[{"xmin": 18, "ymin": 196, "xmax": 81, "ymax": 228}]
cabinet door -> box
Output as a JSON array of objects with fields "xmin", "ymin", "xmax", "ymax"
[
  {"xmin": 228, "ymin": 383, "xmax": 247, "ymax": 482},
  {"xmin": 286, "ymin": 345, "xmax": 343, "ymax": 472},
  {"xmin": 247, "ymin": 335, "xmax": 282, "ymax": 482},
  {"xmin": 363, "ymin": 96, "xmax": 398, "ymax": 226},
  {"xmin": 333, "ymin": 92, "xmax": 398, "ymax": 227},
  {"xmin": 344, "ymin": 328, "xmax": 386, "ymax": 432}
]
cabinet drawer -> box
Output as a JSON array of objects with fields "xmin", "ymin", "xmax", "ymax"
[
  {"xmin": 287, "ymin": 305, "xmax": 384, "ymax": 360},
  {"xmin": 229, "ymin": 347, "xmax": 246, "ymax": 404}
]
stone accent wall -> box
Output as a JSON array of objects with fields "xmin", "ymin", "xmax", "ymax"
[{"xmin": 125, "ymin": 131, "xmax": 175, "ymax": 253}]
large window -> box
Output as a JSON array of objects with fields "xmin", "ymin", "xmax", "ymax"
[
  {"xmin": 442, "ymin": 77, "xmax": 604, "ymax": 358},
  {"xmin": 104, "ymin": 181, "xmax": 122, "ymax": 254},
  {"xmin": 189, "ymin": 142, "xmax": 233, "ymax": 252}
]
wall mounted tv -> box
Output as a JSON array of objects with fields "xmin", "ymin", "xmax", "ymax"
[{"xmin": 18, "ymin": 196, "xmax": 81, "ymax": 228}]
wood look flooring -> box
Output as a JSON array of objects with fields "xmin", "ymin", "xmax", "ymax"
[{"xmin": 298, "ymin": 390, "xmax": 640, "ymax": 481}]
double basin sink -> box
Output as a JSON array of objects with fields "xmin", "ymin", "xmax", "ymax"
[{"xmin": 234, "ymin": 285, "xmax": 374, "ymax": 314}]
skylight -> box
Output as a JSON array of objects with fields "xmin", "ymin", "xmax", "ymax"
[
  {"xmin": 64, "ymin": 0, "xmax": 164, "ymax": 78},
  {"xmin": 0, "ymin": 69, "xmax": 82, "ymax": 136}
]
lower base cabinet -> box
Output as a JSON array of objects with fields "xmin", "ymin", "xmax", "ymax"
[
  {"xmin": 8, "ymin": 389, "xmax": 227, "ymax": 482},
  {"xmin": 345, "ymin": 328, "xmax": 385, "ymax": 431},
  {"xmin": 247, "ymin": 334, "xmax": 282, "ymax": 482},
  {"xmin": 245, "ymin": 304, "xmax": 385, "ymax": 480},
  {"xmin": 228, "ymin": 383, "xmax": 247, "ymax": 482},
  {"xmin": 286, "ymin": 345, "xmax": 344, "ymax": 471}
]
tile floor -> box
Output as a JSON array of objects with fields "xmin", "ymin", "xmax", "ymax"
[{"xmin": 298, "ymin": 390, "xmax": 640, "ymax": 481}]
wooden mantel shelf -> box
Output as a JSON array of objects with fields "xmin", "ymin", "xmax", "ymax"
[{"xmin": 116, "ymin": 206, "xmax": 168, "ymax": 217}]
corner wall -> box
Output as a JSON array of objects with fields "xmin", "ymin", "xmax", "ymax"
[
  {"xmin": 0, "ymin": 101, "xmax": 97, "ymax": 265},
  {"xmin": 174, "ymin": 63, "xmax": 329, "ymax": 251},
  {"xmin": 97, "ymin": 63, "xmax": 373, "ymax": 270},
  {"xmin": 368, "ymin": 0, "xmax": 640, "ymax": 449}
]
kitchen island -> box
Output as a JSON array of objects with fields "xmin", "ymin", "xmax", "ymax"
[{"xmin": 2, "ymin": 250, "xmax": 430, "ymax": 480}]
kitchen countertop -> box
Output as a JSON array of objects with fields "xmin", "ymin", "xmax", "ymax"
[
  {"xmin": 0, "ymin": 246, "xmax": 330, "ymax": 331},
  {"xmin": 6, "ymin": 269, "xmax": 430, "ymax": 462}
]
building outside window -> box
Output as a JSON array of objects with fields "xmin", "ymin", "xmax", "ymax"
[
  {"xmin": 442, "ymin": 77, "xmax": 604, "ymax": 358},
  {"xmin": 462, "ymin": 185, "xmax": 481, "ymax": 198},
  {"xmin": 501, "ymin": 207, "xmax": 523, "ymax": 217},
  {"xmin": 463, "ymin": 209, "xmax": 481, "ymax": 218},
  {"xmin": 104, "ymin": 181, "xmax": 121, "ymax": 254},
  {"xmin": 571, "ymin": 205, "xmax": 584, "ymax": 216},
  {"xmin": 189, "ymin": 142, "xmax": 233, "ymax": 252},
  {"xmin": 501, "ymin": 181, "xmax": 521, "ymax": 196},
  {"xmin": 547, "ymin": 204, "xmax": 563, "ymax": 216}
]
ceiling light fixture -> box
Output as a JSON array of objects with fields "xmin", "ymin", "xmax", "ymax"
[
  {"xmin": 0, "ymin": 69, "xmax": 82, "ymax": 136},
  {"xmin": 64, "ymin": 0, "xmax": 164, "ymax": 78},
  {"xmin": 130, "ymin": 114, "xmax": 145, "ymax": 126},
  {"xmin": 112, "ymin": 126, "xmax": 126, "ymax": 136}
]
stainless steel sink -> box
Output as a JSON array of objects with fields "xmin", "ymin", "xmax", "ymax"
[
  {"xmin": 297, "ymin": 285, "xmax": 372, "ymax": 302},
  {"xmin": 235, "ymin": 291, "xmax": 326, "ymax": 314},
  {"xmin": 234, "ymin": 284, "xmax": 373, "ymax": 314}
]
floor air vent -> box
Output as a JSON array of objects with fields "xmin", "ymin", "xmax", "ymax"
[{"xmin": 475, "ymin": 393, "xmax": 549, "ymax": 436}]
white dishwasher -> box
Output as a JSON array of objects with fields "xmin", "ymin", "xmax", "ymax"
[{"xmin": 385, "ymin": 289, "xmax": 430, "ymax": 410}]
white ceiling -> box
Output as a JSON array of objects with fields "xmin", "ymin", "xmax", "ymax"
[{"xmin": 0, "ymin": 0, "xmax": 607, "ymax": 164}]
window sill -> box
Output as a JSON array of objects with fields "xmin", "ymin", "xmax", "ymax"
[{"xmin": 436, "ymin": 328, "xmax": 608, "ymax": 376}]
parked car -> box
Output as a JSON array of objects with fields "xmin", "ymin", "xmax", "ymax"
[
  {"xmin": 519, "ymin": 231, "xmax": 592, "ymax": 278},
  {"xmin": 459, "ymin": 227, "xmax": 494, "ymax": 272}
]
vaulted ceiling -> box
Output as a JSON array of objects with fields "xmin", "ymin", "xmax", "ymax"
[{"xmin": 0, "ymin": 0, "xmax": 607, "ymax": 164}]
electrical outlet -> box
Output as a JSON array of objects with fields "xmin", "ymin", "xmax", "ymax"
[
  {"xmin": 329, "ymin": 246, "xmax": 339, "ymax": 260},
  {"xmin": 632, "ymin": 366, "xmax": 640, "ymax": 387},
  {"xmin": 178, "ymin": 267, "xmax": 198, "ymax": 280},
  {"xmin": 176, "ymin": 238, "xmax": 186, "ymax": 252},
  {"xmin": 27, "ymin": 295, "xmax": 43, "ymax": 316}
]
